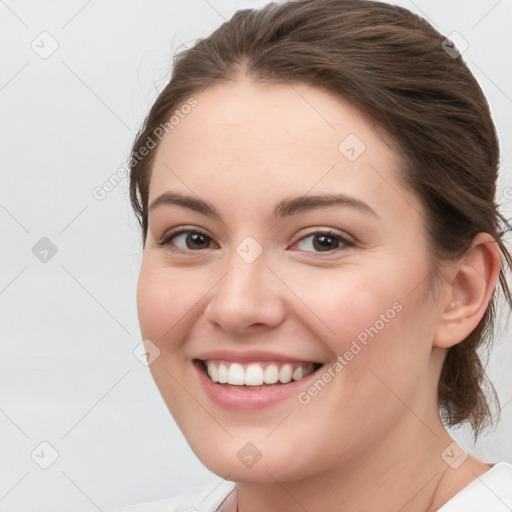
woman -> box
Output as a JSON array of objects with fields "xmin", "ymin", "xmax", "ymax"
[{"xmin": 114, "ymin": 0, "xmax": 512, "ymax": 510}]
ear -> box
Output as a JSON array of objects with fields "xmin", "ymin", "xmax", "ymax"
[{"xmin": 434, "ymin": 233, "xmax": 502, "ymax": 348}]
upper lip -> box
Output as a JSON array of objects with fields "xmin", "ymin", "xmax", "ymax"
[{"xmin": 194, "ymin": 349, "xmax": 323, "ymax": 364}]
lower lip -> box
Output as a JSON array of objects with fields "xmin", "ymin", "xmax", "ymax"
[{"xmin": 194, "ymin": 360, "xmax": 321, "ymax": 410}]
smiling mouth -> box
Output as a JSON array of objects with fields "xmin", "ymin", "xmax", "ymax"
[{"xmin": 196, "ymin": 359, "xmax": 323, "ymax": 389}]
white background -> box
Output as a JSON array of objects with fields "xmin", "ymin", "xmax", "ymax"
[{"xmin": 1, "ymin": 1, "xmax": 511, "ymax": 511}]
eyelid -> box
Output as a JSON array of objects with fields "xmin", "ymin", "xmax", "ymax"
[{"xmin": 294, "ymin": 228, "xmax": 356, "ymax": 247}]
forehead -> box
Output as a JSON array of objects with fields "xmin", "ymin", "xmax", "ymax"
[{"xmin": 149, "ymin": 78, "xmax": 418, "ymax": 218}]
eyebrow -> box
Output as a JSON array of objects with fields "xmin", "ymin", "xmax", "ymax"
[{"xmin": 148, "ymin": 191, "xmax": 379, "ymax": 220}]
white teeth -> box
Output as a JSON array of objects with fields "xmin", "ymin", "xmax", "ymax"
[
  {"xmin": 227, "ymin": 363, "xmax": 245, "ymax": 385},
  {"xmin": 278, "ymin": 364, "xmax": 293, "ymax": 384},
  {"xmin": 218, "ymin": 363, "xmax": 228, "ymax": 383},
  {"xmin": 263, "ymin": 364, "xmax": 279, "ymax": 384},
  {"xmin": 292, "ymin": 367, "xmax": 304, "ymax": 381},
  {"xmin": 207, "ymin": 362, "xmax": 219, "ymax": 382},
  {"xmin": 205, "ymin": 360, "xmax": 317, "ymax": 386},
  {"xmin": 245, "ymin": 364, "xmax": 264, "ymax": 385}
]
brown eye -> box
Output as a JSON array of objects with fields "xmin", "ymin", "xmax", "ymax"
[
  {"xmin": 293, "ymin": 230, "xmax": 354, "ymax": 253},
  {"xmin": 159, "ymin": 230, "xmax": 213, "ymax": 251},
  {"xmin": 313, "ymin": 233, "xmax": 340, "ymax": 251}
]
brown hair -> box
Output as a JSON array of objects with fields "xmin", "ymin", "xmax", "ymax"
[{"xmin": 129, "ymin": 0, "xmax": 512, "ymax": 435}]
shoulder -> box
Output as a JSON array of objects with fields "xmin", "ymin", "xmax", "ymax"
[
  {"xmin": 437, "ymin": 462, "xmax": 512, "ymax": 512},
  {"xmin": 109, "ymin": 480, "xmax": 236, "ymax": 512}
]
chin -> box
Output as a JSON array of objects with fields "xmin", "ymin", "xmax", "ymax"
[{"xmin": 184, "ymin": 435, "xmax": 318, "ymax": 484}]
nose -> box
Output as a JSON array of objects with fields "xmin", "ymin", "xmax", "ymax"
[{"xmin": 204, "ymin": 252, "xmax": 286, "ymax": 335}]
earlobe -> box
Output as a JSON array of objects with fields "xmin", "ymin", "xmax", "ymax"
[{"xmin": 434, "ymin": 233, "xmax": 501, "ymax": 349}]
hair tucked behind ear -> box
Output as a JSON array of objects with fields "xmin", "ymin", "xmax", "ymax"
[{"xmin": 129, "ymin": 0, "xmax": 512, "ymax": 437}]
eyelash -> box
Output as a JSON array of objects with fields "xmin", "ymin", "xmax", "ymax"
[{"xmin": 155, "ymin": 228, "xmax": 356, "ymax": 254}]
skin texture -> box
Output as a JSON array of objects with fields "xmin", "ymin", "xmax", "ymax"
[{"xmin": 136, "ymin": 78, "xmax": 501, "ymax": 512}]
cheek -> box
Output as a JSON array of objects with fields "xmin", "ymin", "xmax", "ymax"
[
  {"xmin": 292, "ymin": 265, "xmax": 404, "ymax": 347},
  {"xmin": 302, "ymin": 260, "xmax": 436, "ymax": 387},
  {"xmin": 136, "ymin": 260, "xmax": 201, "ymax": 422},
  {"xmin": 136, "ymin": 257, "xmax": 199, "ymax": 345}
]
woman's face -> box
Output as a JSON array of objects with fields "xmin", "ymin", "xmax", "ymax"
[{"xmin": 137, "ymin": 78, "xmax": 447, "ymax": 482}]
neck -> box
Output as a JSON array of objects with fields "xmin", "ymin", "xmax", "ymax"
[{"xmin": 235, "ymin": 416, "xmax": 488, "ymax": 512}]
